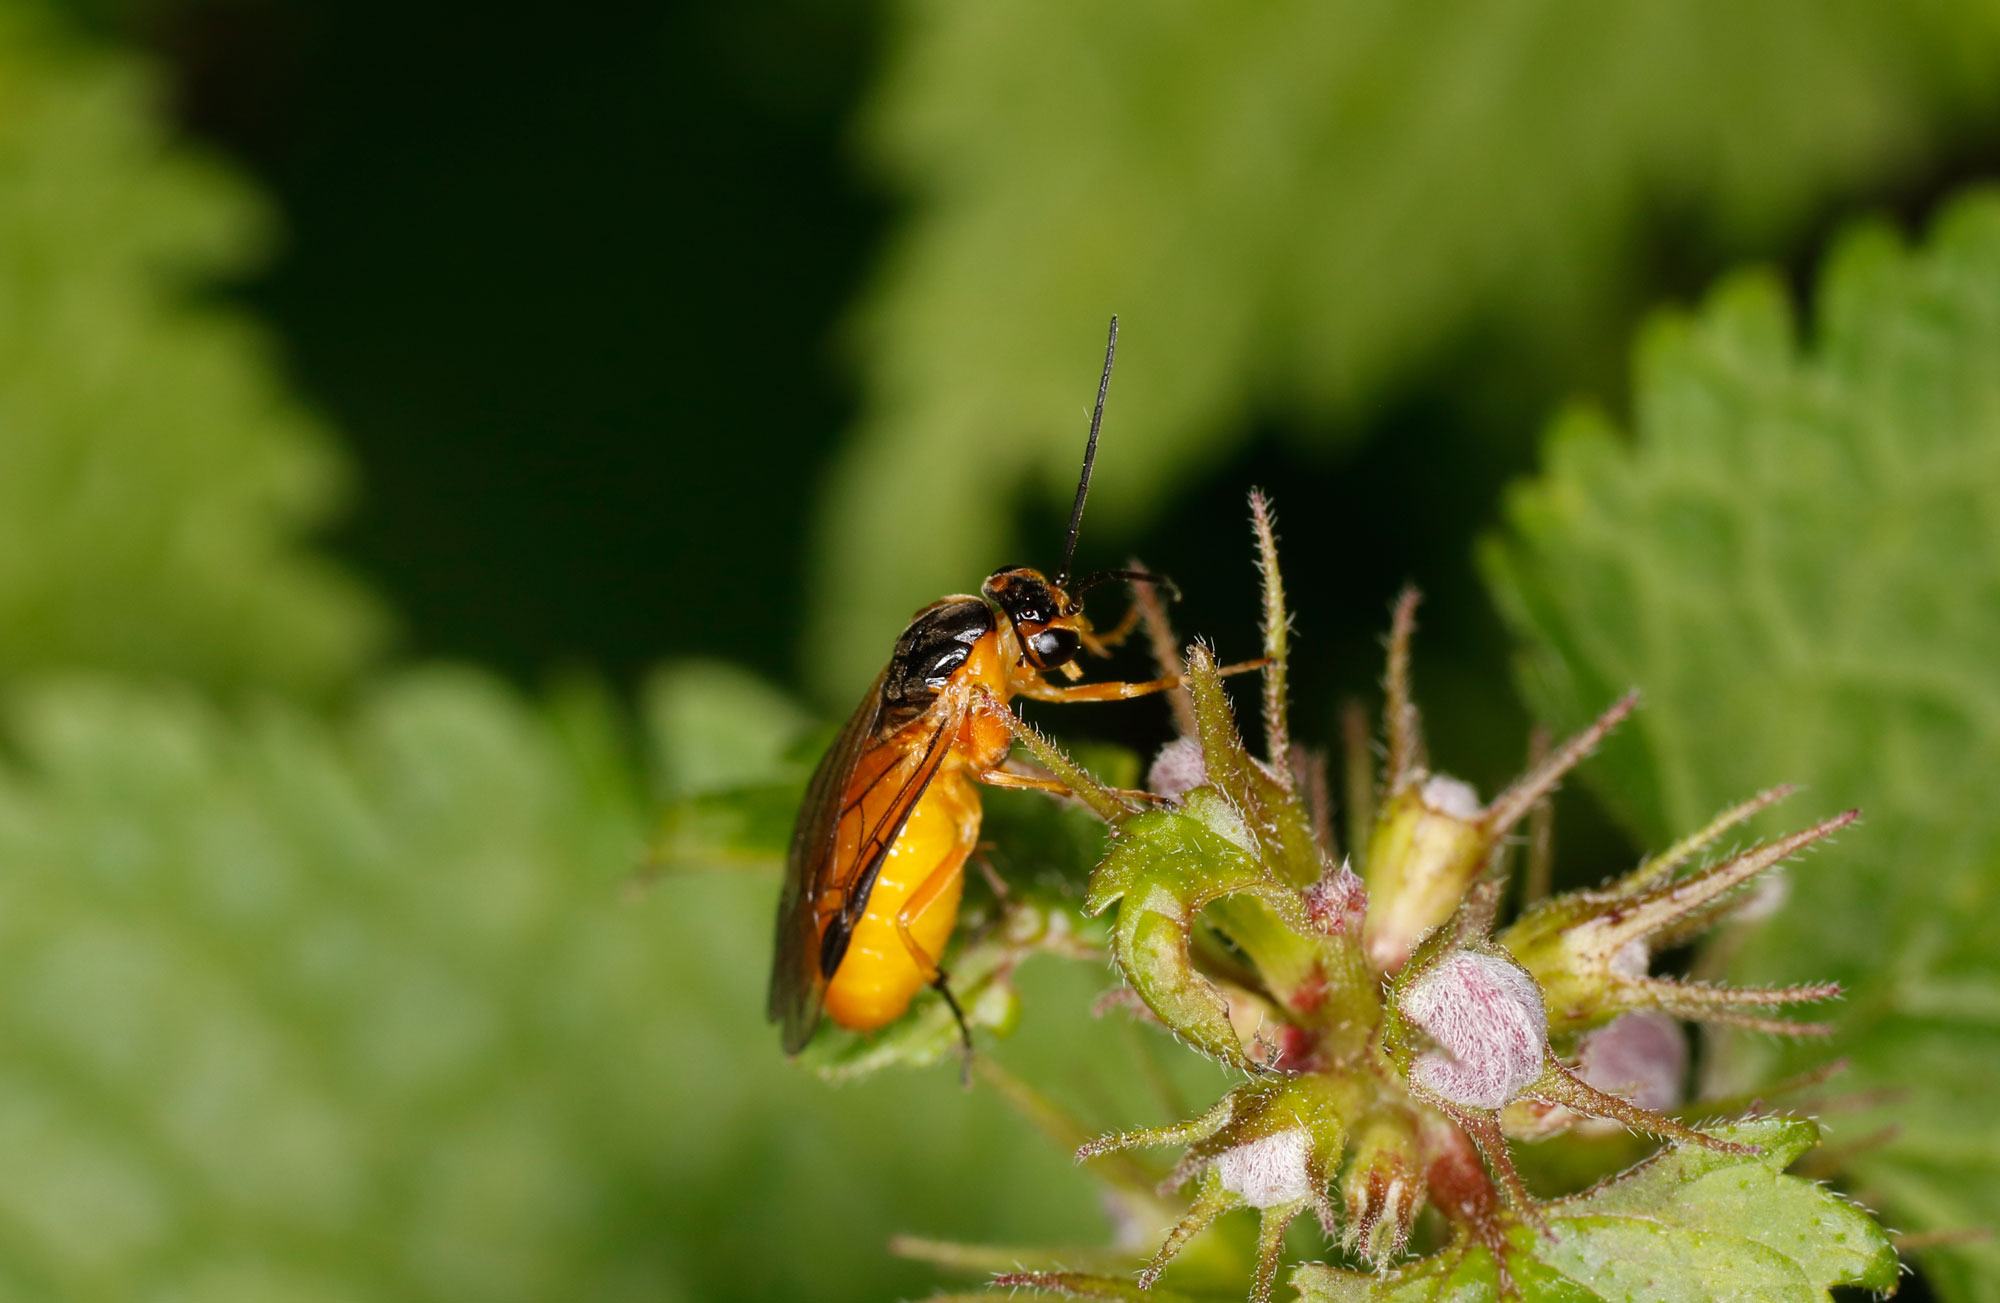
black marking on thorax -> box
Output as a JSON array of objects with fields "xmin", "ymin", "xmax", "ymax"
[{"xmin": 880, "ymin": 598, "xmax": 994, "ymax": 729}]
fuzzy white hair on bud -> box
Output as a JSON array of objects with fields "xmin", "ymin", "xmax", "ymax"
[
  {"xmin": 1215, "ymin": 1127, "xmax": 1315, "ymax": 1209},
  {"xmin": 1419, "ymin": 773, "xmax": 1482, "ymax": 820},
  {"xmin": 1147, "ymin": 736, "xmax": 1209, "ymax": 803},
  {"xmin": 1611, "ymin": 939, "xmax": 1650, "ymax": 978},
  {"xmin": 1577, "ymin": 1011, "xmax": 1687, "ymax": 1113},
  {"xmin": 1400, "ymin": 950, "xmax": 1548, "ymax": 1109}
]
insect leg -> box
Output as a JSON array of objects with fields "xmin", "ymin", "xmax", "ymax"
[
  {"xmin": 894, "ymin": 852, "xmax": 976, "ymax": 1076},
  {"xmin": 976, "ymin": 763, "xmax": 1169, "ymax": 807},
  {"xmin": 975, "ymin": 768, "xmax": 1076, "ymax": 796},
  {"xmin": 1079, "ymin": 600, "xmax": 1143, "ymax": 656},
  {"xmin": 930, "ymin": 972, "xmax": 974, "ymax": 1087},
  {"xmin": 1013, "ymin": 656, "xmax": 1269, "ymax": 704}
]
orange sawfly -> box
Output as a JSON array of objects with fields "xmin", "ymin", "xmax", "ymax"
[{"xmin": 768, "ymin": 318, "xmax": 1255, "ymax": 1056}]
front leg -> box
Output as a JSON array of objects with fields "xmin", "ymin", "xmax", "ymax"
[
  {"xmin": 974, "ymin": 759, "xmax": 1169, "ymax": 807},
  {"xmin": 974, "ymin": 767, "xmax": 1079, "ymax": 797},
  {"xmin": 1013, "ymin": 656, "xmax": 1269, "ymax": 704},
  {"xmin": 1079, "ymin": 600, "xmax": 1143, "ymax": 657}
]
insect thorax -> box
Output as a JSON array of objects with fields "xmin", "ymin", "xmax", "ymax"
[{"xmin": 880, "ymin": 598, "xmax": 995, "ymax": 727}]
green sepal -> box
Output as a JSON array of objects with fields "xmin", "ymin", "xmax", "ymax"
[
  {"xmin": 1359, "ymin": 782, "xmax": 1491, "ymax": 973},
  {"xmin": 1176, "ymin": 1074, "xmax": 1362, "ymax": 1193},
  {"xmin": 1088, "ymin": 806, "xmax": 1282, "ymax": 1067},
  {"xmin": 1184, "ymin": 649, "xmax": 1322, "ymax": 890}
]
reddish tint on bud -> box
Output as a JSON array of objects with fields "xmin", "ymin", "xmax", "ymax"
[
  {"xmin": 1398, "ymin": 950, "xmax": 1549, "ymax": 1109},
  {"xmin": 1302, "ymin": 859, "xmax": 1367, "ymax": 936},
  {"xmin": 1416, "ymin": 1113, "xmax": 1520, "ymax": 1287},
  {"xmin": 1419, "ymin": 1113, "xmax": 1500, "ymax": 1229}
]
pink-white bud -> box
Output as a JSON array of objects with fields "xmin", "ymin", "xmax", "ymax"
[
  {"xmin": 1214, "ymin": 1127, "xmax": 1315, "ymax": 1209},
  {"xmin": 1399, "ymin": 950, "xmax": 1548, "ymax": 1109},
  {"xmin": 1576, "ymin": 1011, "xmax": 1687, "ymax": 1114},
  {"xmin": 1420, "ymin": 774, "xmax": 1482, "ymax": 820},
  {"xmin": 1147, "ymin": 736, "xmax": 1208, "ymax": 803}
]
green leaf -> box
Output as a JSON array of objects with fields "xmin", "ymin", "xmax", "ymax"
[
  {"xmin": 1294, "ymin": 1119, "xmax": 1895, "ymax": 1302},
  {"xmin": 0, "ymin": 671, "xmax": 1137, "ymax": 1300},
  {"xmin": 812, "ymin": 0, "xmax": 2000, "ymax": 691},
  {"xmin": 1484, "ymin": 189, "xmax": 2000, "ymax": 1296},
  {"xmin": 0, "ymin": 4, "xmax": 384, "ymax": 691}
]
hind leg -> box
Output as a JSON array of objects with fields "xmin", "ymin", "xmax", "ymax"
[{"xmin": 893, "ymin": 850, "xmax": 975, "ymax": 1079}]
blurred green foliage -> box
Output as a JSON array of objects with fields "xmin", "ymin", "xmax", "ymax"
[
  {"xmin": 0, "ymin": 669, "xmax": 1196, "ymax": 1301},
  {"xmin": 1485, "ymin": 192, "xmax": 2000, "ymax": 1299},
  {"xmin": 0, "ymin": 3, "xmax": 383, "ymax": 692},
  {"xmin": 816, "ymin": 0, "xmax": 2000, "ymax": 694}
]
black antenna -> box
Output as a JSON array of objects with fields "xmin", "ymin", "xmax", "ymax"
[{"xmin": 1058, "ymin": 315, "xmax": 1117, "ymax": 587}]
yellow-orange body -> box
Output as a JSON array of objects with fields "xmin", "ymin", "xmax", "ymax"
[
  {"xmin": 767, "ymin": 566, "xmax": 1202, "ymax": 1056},
  {"xmin": 819, "ymin": 634, "xmax": 1015, "ymax": 1031},
  {"xmin": 769, "ymin": 317, "xmax": 1248, "ymax": 1055}
]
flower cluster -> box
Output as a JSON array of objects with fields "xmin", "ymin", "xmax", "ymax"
[{"xmin": 994, "ymin": 494, "xmax": 1850, "ymax": 1300}]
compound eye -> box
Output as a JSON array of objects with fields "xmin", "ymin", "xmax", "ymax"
[{"xmin": 1028, "ymin": 627, "xmax": 1081, "ymax": 667}]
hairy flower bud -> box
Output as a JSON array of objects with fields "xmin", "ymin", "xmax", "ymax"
[
  {"xmin": 1148, "ymin": 735, "xmax": 1208, "ymax": 803},
  {"xmin": 1577, "ymin": 1010, "xmax": 1687, "ymax": 1114},
  {"xmin": 1397, "ymin": 949, "xmax": 1549, "ymax": 1109},
  {"xmin": 1215, "ymin": 1127, "xmax": 1315, "ymax": 1209},
  {"xmin": 1362, "ymin": 775, "xmax": 1490, "ymax": 972}
]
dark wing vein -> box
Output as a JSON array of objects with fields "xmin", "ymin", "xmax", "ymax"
[
  {"xmin": 768, "ymin": 669, "xmax": 886, "ymax": 1050},
  {"xmin": 832, "ymin": 705, "xmax": 959, "ymax": 942}
]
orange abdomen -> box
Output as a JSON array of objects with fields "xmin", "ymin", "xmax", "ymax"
[{"xmin": 823, "ymin": 773, "xmax": 981, "ymax": 1032}]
